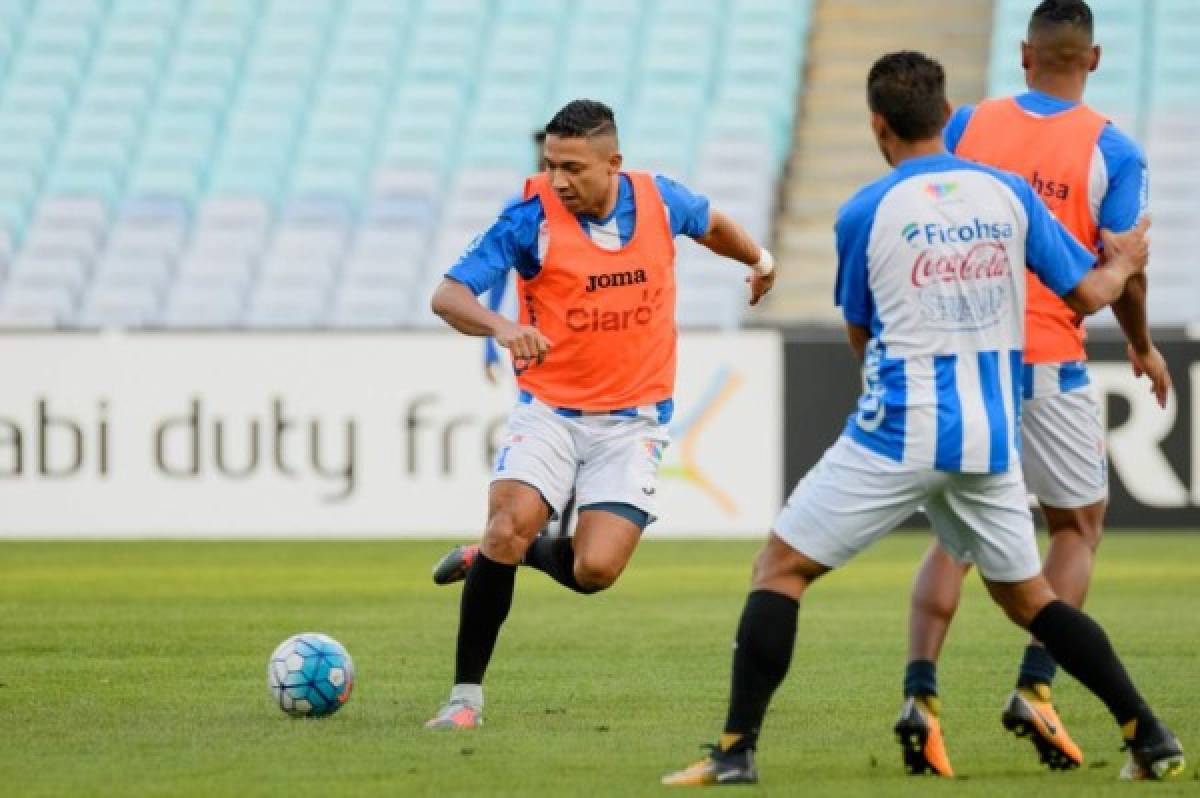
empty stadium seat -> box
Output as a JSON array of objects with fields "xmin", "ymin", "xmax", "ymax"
[{"xmin": 0, "ymin": 0, "xmax": 815, "ymax": 330}]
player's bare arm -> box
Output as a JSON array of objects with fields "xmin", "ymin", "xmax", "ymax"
[
  {"xmin": 1111, "ymin": 274, "xmax": 1171, "ymax": 407},
  {"xmin": 845, "ymin": 323, "xmax": 871, "ymax": 363},
  {"xmin": 1061, "ymin": 217, "xmax": 1149, "ymax": 316},
  {"xmin": 698, "ymin": 209, "xmax": 776, "ymax": 305},
  {"xmin": 431, "ymin": 278, "xmax": 551, "ymax": 364}
]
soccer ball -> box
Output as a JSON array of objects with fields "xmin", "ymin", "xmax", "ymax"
[{"xmin": 267, "ymin": 633, "xmax": 355, "ymax": 717}]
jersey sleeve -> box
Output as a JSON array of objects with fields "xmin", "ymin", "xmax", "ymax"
[
  {"xmin": 943, "ymin": 105, "xmax": 975, "ymax": 154},
  {"xmin": 1097, "ymin": 126, "xmax": 1148, "ymax": 233},
  {"xmin": 445, "ymin": 199, "xmax": 541, "ymax": 295},
  {"xmin": 1012, "ymin": 177, "xmax": 1096, "ymax": 297},
  {"xmin": 833, "ymin": 196, "xmax": 875, "ymax": 327},
  {"xmin": 654, "ymin": 174, "xmax": 711, "ymax": 239}
]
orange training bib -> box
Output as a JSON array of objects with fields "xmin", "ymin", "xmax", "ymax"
[
  {"xmin": 514, "ymin": 171, "xmax": 678, "ymax": 410},
  {"xmin": 956, "ymin": 97, "xmax": 1107, "ymax": 364}
]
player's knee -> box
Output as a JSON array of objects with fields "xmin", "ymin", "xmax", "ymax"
[
  {"xmin": 573, "ymin": 557, "xmax": 621, "ymax": 593},
  {"xmin": 750, "ymin": 544, "xmax": 818, "ymax": 593},
  {"xmin": 912, "ymin": 587, "xmax": 958, "ymax": 622},
  {"xmin": 1047, "ymin": 504, "xmax": 1105, "ymax": 552},
  {"xmin": 483, "ymin": 510, "xmax": 529, "ymax": 562},
  {"xmin": 986, "ymin": 576, "xmax": 1055, "ymax": 630}
]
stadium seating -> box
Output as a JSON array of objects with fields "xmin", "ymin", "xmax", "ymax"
[
  {"xmin": 0, "ymin": 0, "xmax": 814, "ymax": 329},
  {"xmin": 989, "ymin": 0, "xmax": 1199, "ymax": 325}
]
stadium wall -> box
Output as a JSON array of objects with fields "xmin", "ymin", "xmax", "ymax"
[
  {"xmin": 3, "ymin": 330, "xmax": 1194, "ymax": 537},
  {"xmin": 0, "ymin": 331, "xmax": 783, "ymax": 537},
  {"xmin": 784, "ymin": 331, "xmax": 1200, "ymax": 529}
]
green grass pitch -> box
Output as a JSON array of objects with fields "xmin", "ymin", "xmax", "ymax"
[{"xmin": 1, "ymin": 534, "xmax": 1197, "ymax": 797}]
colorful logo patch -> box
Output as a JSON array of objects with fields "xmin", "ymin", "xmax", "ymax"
[
  {"xmin": 902, "ymin": 222, "xmax": 921, "ymax": 246},
  {"xmin": 924, "ymin": 181, "xmax": 958, "ymax": 201}
]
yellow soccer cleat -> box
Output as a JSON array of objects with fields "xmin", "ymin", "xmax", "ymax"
[
  {"xmin": 895, "ymin": 695, "xmax": 955, "ymax": 777},
  {"xmin": 1120, "ymin": 718, "xmax": 1185, "ymax": 781},
  {"xmin": 662, "ymin": 744, "xmax": 758, "ymax": 787},
  {"xmin": 1001, "ymin": 685, "xmax": 1083, "ymax": 770}
]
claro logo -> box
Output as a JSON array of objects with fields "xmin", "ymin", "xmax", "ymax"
[{"xmin": 566, "ymin": 287, "xmax": 665, "ymax": 332}]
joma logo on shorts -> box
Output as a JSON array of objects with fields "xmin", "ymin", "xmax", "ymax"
[{"xmin": 585, "ymin": 269, "xmax": 647, "ymax": 292}]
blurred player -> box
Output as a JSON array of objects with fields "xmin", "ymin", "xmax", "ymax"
[
  {"xmin": 425, "ymin": 99, "xmax": 776, "ymax": 729},
  {"xmin": 661, "ymin": 51, "xmax": 1183, "ymax": 786},
  {"xmin": 899, "ymin": 0, "xmax": 1173, "ymax": 777}
]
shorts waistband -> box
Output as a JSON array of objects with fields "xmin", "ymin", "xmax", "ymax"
[{"xmin": 518, "ymin": 390, "xmax": 674, "ymax": 425}]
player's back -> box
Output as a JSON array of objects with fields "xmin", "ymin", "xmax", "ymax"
[
  {"xmin": 835, "ymin": 153, "xmax": 1091, "ymax": 474},
  {"xmin": 950, "ymin": 93, "xmax": 1141, "ymax": 366}
]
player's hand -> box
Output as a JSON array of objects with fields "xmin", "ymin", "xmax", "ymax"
[
  {"xmin": 746, "ymin": 269, "xmax": 775, "ymax": 306},
  {"xmin": 494, "ymin": 320, "xmax": 551, "ymax": 365},
  {"xmin": 1127, "ymin": 342, "xmax": 1172, "ymax": 408},
  {"xmin": 1099, "ymin": 216, "xmax": 1151, "ymax": 278}
]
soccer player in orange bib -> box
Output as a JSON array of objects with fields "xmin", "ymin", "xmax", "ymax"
[
  {"xmin": 424, "ymin": 99, "xmax": 776, "ymax": 729},
  {"xmin": 896, "ymin": 0, "xmax": 1174, "ymax": 778}
]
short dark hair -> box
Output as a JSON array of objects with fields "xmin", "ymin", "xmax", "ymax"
[
  {"xmin": 545, "ymin": 99, "xmax": 618, "ymax": 140},
  {"xmin": 532, "ymin": 128, "xmax": 546, "ymax": 145},
  {"xmin": 1029, "ymin": 0, "xmax": 1093, "ymax": 40},
  {"xmin": 866, "ymin": 51, "xmax": 947, "ymax": 141}
]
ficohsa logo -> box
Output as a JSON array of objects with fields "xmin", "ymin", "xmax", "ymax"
[{"xmin": 902, "ymin": 218, "xmax": 1014, "ymax": 248}]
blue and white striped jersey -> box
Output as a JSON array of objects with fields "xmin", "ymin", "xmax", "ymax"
[{"xmin": 835, "ymin": 153, "xmax": 1096, "ymax": 474}]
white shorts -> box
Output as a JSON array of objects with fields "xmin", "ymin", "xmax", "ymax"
[
  {"xmin": 774, "ymin": 437, "xmax": 1041, "ymax": 583},
  {"xmin": 1021, "ymin": 387, "xmax": 1108, "ymax": 509},
  {"xmin": 492, "ymin": 398, "xmax": 670, "ymax": 523}
]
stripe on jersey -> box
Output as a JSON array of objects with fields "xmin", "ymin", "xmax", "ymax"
[
  {"xmin": 846, "ymin": 350, "xmax": 908, "ymax": 463},
  {"xmin": 1009, "ymin": 350, "xmax": 1024, "ymax": 453},
  {"xmin": 1059, "ymin": 360, "xmax": 1090, "ymax": 392},
  {"xmin": 1022, "ymin": 363, "xmax": 1035, "ymax": 400},
  {"xmin": 978, "ymin": 350, "xmax": 1009, "ymax": 473},
  {"xmin": 934, "ymin": 355, "xmax": 963, "ymax": 471}
]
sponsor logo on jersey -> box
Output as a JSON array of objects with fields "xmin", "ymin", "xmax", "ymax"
[
  {"xmin": 924, "ymin": 181, "xmax": 959, "ymax": 201},
  {"xmin": 912, "ymin": 242, "xmax": 1014, "ymax": 330},
  {"xmin": 903, "ymin": 218, "xmax": 1015, "ymax": 248},
  {"xmin": 1030, "ymin": 170, "xmax": 1071, "ymax": 203},
  {"xmin": 565, "ymin": 287, "xmax": 665, "ymax": 333},
  {"xmin": 585, "ymin": 268, "xmax": 648, "ymax": 293}
]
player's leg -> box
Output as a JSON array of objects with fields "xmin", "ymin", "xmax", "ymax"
[
  {"xmin": 663, "ymin": 438, "xmax": 926, "ymax": 786},
  {"xmin": 432, "ymin": 403, "xmax": 577, "ymax": 586},
  {"xmin": 1015, "ymin": 389, "xmax": 1108, "ymax": 695},
  {"xmin": 998, "ymin": 389, "xmax": 1108, "ymax": 762},
  {"xmin": 946, "ymin": 471, "xmax": 1184, "ymax": 779},
  {"xmin": 928, "ymin": 468, "xmax": 1084, "ymax": 769},
  {"xmin": 518, "ymin": 504, "xmax": 645, "ymax": 593},
  {"xmin": 522, "ymin": 413, "xmax": 661, "ymax": 592},
  {"xmin": 903, "ymin": 541, "xmax": 971, "ymax": 710},
  {"xmin": 893, "ymin": 538, "xmax": 971, "ymax": 778},
  {"xmin": 984, "ymin": 574, "xmax": 1184, "ymax": 779},
  {"xmin": 426, "ymin": 402, "xmax": 576, "ymax": 729},
  {"xmin": 426, "ymin": 479, "xmax": 550, "ymax": 729}
]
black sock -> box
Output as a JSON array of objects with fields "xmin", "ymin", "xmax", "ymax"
[
  {"xmin": 521, "ymin": 536, "xmax": 596, "ymax": 594},
  {"xmin": 1028, "ymin": 600, "xmax": 1155, "ymax": 731},
  {"xmin": 904, "ymin": 659, "xmax": 938, "ymax": 698},
  {"xmin": 1016, "ymin": 643, "xmax": 1057, "ymax": 689},
  {"xmin": 723, "ymin": 590, "xmax": 799, "ymax": 751},
  {"xmin": 454, "ymin": 552, "xmax": 517, "ymax": 685}
]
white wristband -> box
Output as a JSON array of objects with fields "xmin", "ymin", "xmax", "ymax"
[{"xmin": 750, "ymin": 247, "xmax": 775, "ymax": 277}]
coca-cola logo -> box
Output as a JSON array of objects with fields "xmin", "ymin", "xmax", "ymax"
[{"xmin": 911, "ymin": 242, "xmax": 1011, "ymax": 287}]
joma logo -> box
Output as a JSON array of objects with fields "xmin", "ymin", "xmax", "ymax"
[{"xmin": 585, "ymin": 269, "xmax": 647, "ymax": 292}]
